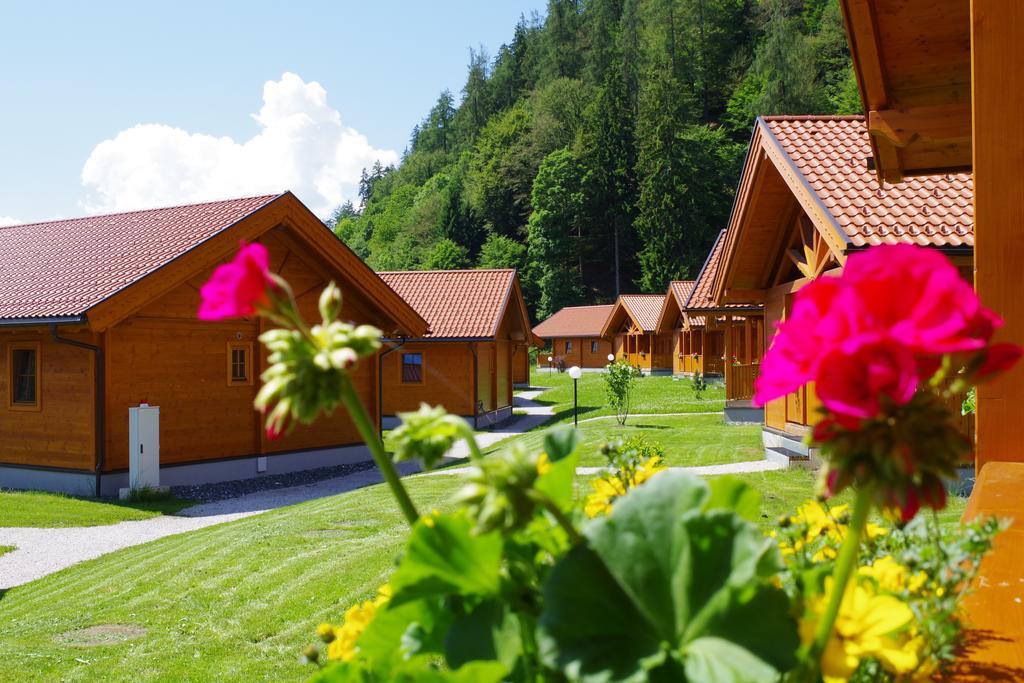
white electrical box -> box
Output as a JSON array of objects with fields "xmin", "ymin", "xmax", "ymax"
[{"xmin": 128, "ymin": 404, "xmax": 160, "ymax": 490}]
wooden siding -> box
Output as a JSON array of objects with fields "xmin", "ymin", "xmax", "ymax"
[
  {"xmin": 512, "ymin": 343, "xmax": 530, "ymax": 383},
  {"xmin": 0, "ymin": 328, "xmax": 96, "ymax": 470},
  {"xmin": 381, "ymin": 342, "xmax": 475, "ymax": 417},
  {"xmin": 546, "ymin": 337, "xmax": 612, "ymax": 369}
]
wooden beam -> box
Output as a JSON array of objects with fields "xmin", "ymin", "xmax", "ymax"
[
  {"xmin": 868, "ymin": 104, "xmax": 972, "ymax": 148},
  {"xmin": 722, "ymin": 289, "xmax": 766, "ymax": 304},
  {"xmin": 974, "ymin": 0, "xmax": 1024, "ymax": 471}
]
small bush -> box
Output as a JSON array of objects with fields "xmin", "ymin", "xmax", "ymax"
[
  {"xmin": 691, "ymin": 371, "xmax": 708, "ymax": 400},
  {"xmin": 604, "ymin": 360, "xmax": 641, "ymax": 425}
]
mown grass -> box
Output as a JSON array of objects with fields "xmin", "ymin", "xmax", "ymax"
[
  {"xmin": 483, "ymin": 413, "xmax": 762, "ymax": 467},
  {"xmin": 0, "ymin": 545, "xmax": 13, "ymax": 559},
  {"xmin": 526, "ymin": 367, "xmax": 725, "ymax": 424},
  {"xmin": 0, "ymin": 490, "xmax": 194, "ymax": 528}
]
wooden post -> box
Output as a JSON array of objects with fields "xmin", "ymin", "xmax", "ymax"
[
  {"xmin": 701, "ymin": 327, "xmax": 706, "ymax": 373},
  {"xmin": 973, "ymin": 1, "xmax": 1024, "ymax": 471},
  {"xmin": 724, "ymin": 316, "xmax": 733, "ymax": 391},
  {"xmin": 743, "ymin": 317, "xmax": 752, "ymax": 365}
]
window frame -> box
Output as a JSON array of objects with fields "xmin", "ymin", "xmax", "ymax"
[
  {"xmin": 565, "ymin": 340, "xmax": 573, "ymax": 353},
  {"xmin": 8, "ymin": 341, "xmax": 41, "ymax": 411},
  {"xmin": 590, "ymin": 340, "xmax": 599, "ymax": 354},
  {"xmin": 226, "ymin": 342, "xmax": 254, "ymax": 387},
  {"xmin": 401, "ymin": 351, "xmax": 425, "ymax": 385}
]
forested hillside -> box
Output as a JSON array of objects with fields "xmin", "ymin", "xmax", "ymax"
[{"xmin": 331, "ymin": 0, "xmax": 858, "ymax": 320}]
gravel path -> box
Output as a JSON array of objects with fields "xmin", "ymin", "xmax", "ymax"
[
  {"xmin": 0, "ymin": 390, "xmax": 554, "ymax": 589},
  {"xmin": 428, "ymin": 459, "xmax": 783, "ymax": 478}
]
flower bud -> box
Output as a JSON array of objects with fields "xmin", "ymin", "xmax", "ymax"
[
  {"xmin": 318, "ymin": 283, "xmax": 343, "ymax": 323},
  {"xmin": 302, "ymin": 644, "xmax": 320, "ymax": 664},
  {"xmin": 316, "ymin": 623, "xmax": 336, "ymax": 643}
]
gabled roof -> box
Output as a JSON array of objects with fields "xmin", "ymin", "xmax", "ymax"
[
  {"xmin": 378, "ymin": 269, "xmax": 528, "ymax": 340},
  {"xmin": 654, "ymin": 281, "xmax": 694, "ymax": 332},
  {"xmin": 713, "ymin": 116, "xmax": 974, "ymax": 305},
  {"xmin": 0, "ymin": 193, "xmax": 429, "ymax": 336},
  {"xmin": 600, "ymin": 294, "xmax": 665, "ymax": 337},
  {"xmin": 687, "ymin": 231, "xmax": 761, "ymax": 314},
  {"xmin": 761, "ymin": 116, "xmax": 972, "ymax": 248},
  {"xmin": 533, "ymin": 304, "xmax": 614, "ymax": 339}
]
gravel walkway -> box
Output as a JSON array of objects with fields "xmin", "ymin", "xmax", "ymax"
[
  {"xmin": 0, "ymin": 390, "xmax": 554, "ymax": 589},
  {"xmin": 428, "ymin": 459, "xmax": 783, "ymax": 478}
]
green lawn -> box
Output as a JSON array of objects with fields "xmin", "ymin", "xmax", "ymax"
[
  {"xmin": 526, "ymin": 367, "xmax": 725, "ymax": 424},
  {"xmin": 485, "ymin": 413, "xmax": 762, "ymax": 467},
  {"xmin": 0, "ymin": 465, "xmax": 970, "ymax": 681},
  {"xmin": 0, "ymin": 490, "xmax": 194, "ymax": 528},
  {"xmin": 0, "ymin": 545, "xmax": 13, "ymax": 559}
]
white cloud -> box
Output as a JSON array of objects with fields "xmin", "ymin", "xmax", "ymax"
[
  {"xmin": 0, "ymin": 216, "xmax": 20, "ymax": 227},
  {"xmin": 80, "ymin": 73, "xmax": 398, "ymax": 218}
]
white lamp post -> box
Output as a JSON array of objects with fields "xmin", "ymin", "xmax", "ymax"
[
  {"xmin": 547, "ymin": 355, "xmax": 553, "ymax": 375},
  {"xmin": 607, "ymin": 353, "xmax": 615, "ymax": 363},
  {"xmin": 568, "ymin": 365, "xmax": 583, "ymax": 427}
]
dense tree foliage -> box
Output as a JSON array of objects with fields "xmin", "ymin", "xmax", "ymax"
[{"xmin": 331, "ymin": 0, "xmax": 854, "ymax": 319}]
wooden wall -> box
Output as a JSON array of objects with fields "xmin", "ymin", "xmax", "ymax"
[
  {"xmin": 381, "ymin": 342, "xmax": 475, "ymax": 417},
  {"xmin": 512, "ymin": 343, "xmax": 530, "ymax": 383},
  {"xmin": 0, "ymin": 327, "xmax": 96, "ymax": 470},
  {"xmin": 547, "ymin": 337, "xmax": 612, "ymax": 368},
  {"xmin": 104, "ymin": 229, "xmax": 386, "ymax": 471}
]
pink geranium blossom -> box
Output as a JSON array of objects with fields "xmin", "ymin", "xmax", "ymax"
[
  {"xmin": 815, "ymin": 334, "xmax": 919, "ymax": 420},
  {"xmin": 198, "ymin": 242, "xmax": 274, "ymax": 320}
]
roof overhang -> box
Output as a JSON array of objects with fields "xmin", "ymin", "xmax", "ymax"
[
  {"xmin": 0, "ymin": 315, "xmax": 87, "ymax": 327},
  {"xmin": 840, "ymin": 0, "xmax": 972, "ymax": 183}
]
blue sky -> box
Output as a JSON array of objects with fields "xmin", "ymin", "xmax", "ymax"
[{"xmin": 0, "ymin": 1, "xmax": 546, "ymax": 223}]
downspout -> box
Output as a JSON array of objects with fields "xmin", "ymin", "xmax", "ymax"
[
  {"xmin": 50, "ymin": 324, "xmax": 105, "ymax": 497},
  {"xmin": 378, "ymin": 338, "xmax": 406, "ymax": 435}
]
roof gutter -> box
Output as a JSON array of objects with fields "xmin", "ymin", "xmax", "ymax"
[
  {"xmin": 50, "ymin": 323, "xmax": 105, "ymax": 497},
  {"xmin": 0, "ymin": 315, "xmax": 86, "ymax": 327}
]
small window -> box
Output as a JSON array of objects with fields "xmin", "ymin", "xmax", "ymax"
[
  {"xmin": 565, "ymin": 341, "xmax": 573, "ymax": 353},
  {"xmin": 227, "ymin": 342, "xmax": 253, "ymax": 386},
  {"xmin": 9, "ymin": 342, "xmax": 40, "ymax": 410},
  {"xmin": 590, "ymin": 340, "xmax": 599, "ymax": 354},
  {"xmin": 402, "ymin": 353, "xmax": 424, "ymax": 383}
]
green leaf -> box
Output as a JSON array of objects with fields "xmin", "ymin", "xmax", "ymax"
[
  {"xmin": 310, "ymin": 657, "xmax": 507, "ymax": 683},
  {"xmin": 534, "ymin": 450, "xmax": 581, "ymax": 510},
  {"xmin": 358, "ymin": 597, "xmax": 449, "ymax": 663},
  {"xmin": 683, "ymin": 637, "xmax": 780, "ymax": 683},
  {"xmin": 704, "ymin": 476, "xmax": 762, "ymax": 524},
  {"xmin": 444, "ymin": 599, "xmax": 522, "ymax": 671},
  {"xmin": 389, "ymin": 512, "xmax": 503, "ymax": 605},
  {"xmin": 543, "ymin": 425, "xmax": 580, "ymax": 462},
  {"xmin": 538, "ymin": 471, "xmax": 798, "ymax": 682}
]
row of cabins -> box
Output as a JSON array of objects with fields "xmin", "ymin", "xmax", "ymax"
[{"xmin": 0, "ymin": 192, "xmax": 537, "ymax": 496}]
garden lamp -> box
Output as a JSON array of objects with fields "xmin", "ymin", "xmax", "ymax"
[
  {"xmin": 568, "ymin": 365, "xmax": 583, "ymax": 427},
  {"xmin": 547, "ymin": 355, "xmax": 553, "ymax": 375},
  {"xmin": 607, "ymin": 353, "xmax": 614, "ymax": 362}
]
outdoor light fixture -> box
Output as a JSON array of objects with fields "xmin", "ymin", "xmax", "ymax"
[
  {"xmin": 547, "ymin": 355, "xmax": 553, "ymax": 375},
  {"xmin": 607, "ymin": 353, "xmax": 615, "ymax": 362},
  {"xmin": 568, "ymin": 365, "xmax": 583, "ymax": 427}
]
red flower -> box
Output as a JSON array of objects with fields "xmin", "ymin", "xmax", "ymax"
[
  {"xmin": 753, "ymin": 278, "xmax": 862, "ymax": 406},
  {"xmin": 198, "ymin": 242, "xmax": 274, "ymax": 320},
  {"xmin": 974, "ymin": 342, "xmax": 1023, "ymax": 382},
  {"xmin": 815, "ymin": 334, "xmax": 919, "ymax": 420},
  {"xmin": 843, "ymin": 245, "xmax": 989, "ymax": 354}
]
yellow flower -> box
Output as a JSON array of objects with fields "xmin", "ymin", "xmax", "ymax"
[
  {"xmin": 859, "ymin": 555, "xmax": 927, "ymax": 594},
  {"xmin": 584, "ymin": 475, "xmax": 626, "ymax": 517},
  {"xmin": 324, "ymin": 583, "xmax": 392, "ymax": 662},
  {"xmin": 316, "ymin": 622, "xmax": 336, "ymax": 643},
  {"xmin": 801, "ymin": 578, "xmax": 919, "ymax": 682},
  {"xmin": 778, "ymin": 501, "xmax": 888, "ymax": 562},
  {"xmin": 537, "ymin": 453, "xmax": 551, "ymax": 476}
]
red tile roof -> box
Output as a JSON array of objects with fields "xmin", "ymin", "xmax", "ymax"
[
  {"xmin": 0, "ymin": 194, "xmax": 281, "ymax": 321},
  {"xmin": 687, "ymin": 230, "xmax": 759, "ymax": 313},
  {"xmin": 668, "ymin": 281, "xmax": 695, "ymax": 308},
  {"xmin": 761, "ymin": 116, "xmax": 973, "ymax": 247},
  {"xmin": 619, "ymin": 294, "xmax": 665, "ymax": 332},
  {"xmin": 533, "ymin": 304, "xmax": 614, "ymax": 339},
  {"xmin": 378, "ymin": 269, "xmax": 520, "ymax": 338}
]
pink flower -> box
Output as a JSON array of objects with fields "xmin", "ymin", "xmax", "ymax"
[
  {"xmin": 974, "ymin": 342, "xmax": 1023, "ymax": 382},
  {"xmin": 753, "ymin": 278, "xmax": 862, "ymax": 406},
  {"xmin": 843, "ymin": 245, "xmax": 988, "ymax": 354},
  {"xmin": 198, "ymin": 242, "xmax": 274, "ymax": 320},
  {"xmin": 815, "ymin": 334, "xmax": 919, "ymax": 420}
]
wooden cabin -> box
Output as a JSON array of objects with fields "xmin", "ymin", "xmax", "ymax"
[
  {"xmin": 0, "ymin": 193, "xmax": 428, "ymax": 496},
  {"xmin": 377, "ymin": 269, "xmax": 533, "ymax": 428},
  {"xmin": 655, "ymin": 281, "xmax": 700, "ymax": 376},
  {"xmin": 601, "ymin": 294, "xmax": 672, "ymax": 374},
  {"xmin": 511, "ymin": 332, "xmax": 543, "ymax": 385},
  {"xmin": 684, "ymin": 231, "xmax": 765, "ymax": 418},
  {"xmin": 841, "ymin": 1, "xmax": 1024, "ymax": 673},
  {"xmin": 711, "ymin": 115, "xmax": 973, "ymax": 462},
  {"xmin": 533, "ymin": 304, "xmax": 614, "ymax": 370}
]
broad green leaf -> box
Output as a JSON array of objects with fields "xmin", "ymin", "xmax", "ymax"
[
  {"xmin": 535, "ymin": 450, "xmax": 581, "ymax": 510},
  {"xmin": 389, "ymin": 512, "xmax": 503, "ymax": 605},
  {"xmin": 704, "ymin": 476, "xmax": 761, "ymax": 524},
  {"xmin": 311, "ymin": 657, "xmax": 506, "ymax": 683},
  {"xmin": 543, "ymin": 425, "xmax": 580, "ymax": 462},
  {"xmin": 357, "ymin": 596, "xmax": 449, "ymax": 662},
  {"xmin": 683, "ymin": 637, "xmax": 779, "ymax": 683},
  {"xmin": 444, "ymin": 599, "xmax": 522, "ymax": 671},
  {"xmin": 538, "ymin": 471, "xmax": 798, "ymax": 682}
]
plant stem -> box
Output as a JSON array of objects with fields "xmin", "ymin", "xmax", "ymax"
[
  {"xmin": 457, "ymin": 423, "xmax": 484, "ymax": 462},
  {"xmin": 338, "ymin": 374, "xmax": 419, "ymax": 526},
  {"xmin": 530, "ymin": 490, "xmax": 584, "ymax": 545},
  {"xmin": 806, "ymin": 485, "xmax": 872, "ymax": 678}
]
